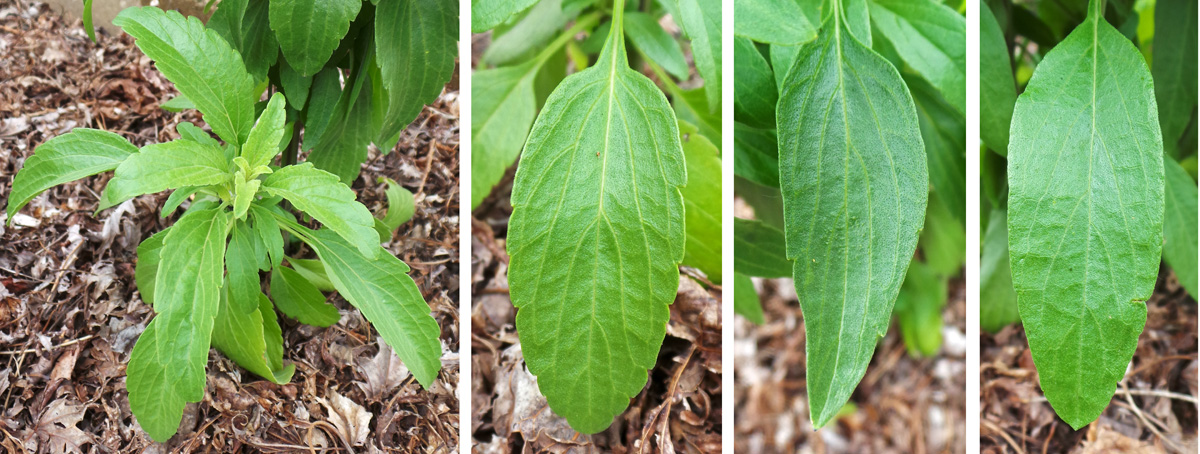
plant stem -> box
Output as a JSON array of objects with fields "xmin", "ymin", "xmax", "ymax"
[{"xmin": 284, "ymin": 118, "xmax": 302, "ymax": 167}]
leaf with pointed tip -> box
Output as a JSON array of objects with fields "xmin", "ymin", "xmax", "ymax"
[
  {"xmin": 114, "ymin": 7, "xmax": 256, "ymax": 145},
  {"xmin": 1007, "ymin": 1, "xmax": 1163, "ymax": 430},
  {"xmin": 226, "ymin": 220, "xmax": 261, "ymax": 314},
  {"xmin": 907, "ymin": 74, "xmax": 965, "ymax": 224},
  {"xmin": 100, "ymin": 140, "xmax": 231, "ymax": 210},
  {"xmin": 733, "ymin": 37, "xmax": 777, "ymax": 129},
  {"xmin": 135, "ymin": 229, "xmax": 169, "ymax": 306},
  {"xmin": 250, "ymin": 206, "xmax": 285, "ymax": 269},
  {"xmin": 624, "ymin": 11, "xmax": 689, "ymax": 80},
  {"xmin": 269, "ymin": 0, "xmax": 362, "ymax": 76},
  {"xmin": 374, "ymin": 0, "xmax": 457, "ymax": 144},
  {"xmin": 980, "ymin": 0, "xmax": 1016, "ymax": 154},
  {"xmin": 270, "ymin": 265, "xmax": 340, "ymax": 327},
  {"xmin": 732, "ymin": 123, "xmax": 778, "ymax": 188},
  {"xmin": 6, "ymin": 129, "xmax": 136, "ymax": 221},
  {"xmin": 242, "ymin": 93, "xmax": 286, "ymax": 169},
  {"xmin": 471, "ymin": 60, "xmax": 540, "ymax": 209},
  {"xmin": 506, "ymin": 13, "xmax": 686, "ymax": 433},
  {"xmin": 1152, "ymin": 0, "xmax": 1197, "ymax": 157},
  {"xmin": 734, "ymin": 0, "xmax": 816, "ymax": 45},
  {"xmin": 212, "ymin": 285, "xmax": 294, "ymax": 383},
  {"xmin": 866, "ymin": 0, "xmax": 965, "ymax": 114},
  {"xmin": 127, "ymin": 207, "xmax": 228, "ymax": 442},
  {"xmin": 733, "ymin": 273, "xmax": 765, "ymax": 324},
  {"xmin": 378, "ymin": 177, "xmax": 415, "ymax": 232},
  {"xmin": 776, "ymin": 4, "xmax": 927, "ymax": 428},
  {"xmin": 208, "ymin": 0, "xmax": 279, "ymax": 82},
  {"xmin": 1163, "ymin": 159, "xmax": 1197, "ymax": 298},
  {"xmin": 261, "ymin": 163, "xmax": 380, "ymax": 257},
  {"xmin": 482, "ymin": 0, "xmax": 580, "ymax": 66},
  {"xmin": 674, "ymin": 0, "xmax": 721, "ymax": 110}
]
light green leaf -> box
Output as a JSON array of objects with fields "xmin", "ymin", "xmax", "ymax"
[
  {"xmin": 1007, "ymin": 1, "xmax": 1164, "ymax": 430},
  {"xmin": 672, "ymin": 87, "xmax": 722, "ymax": 147},
  {"xmin": 135, "ymin": 229, "xmax": 169, "ymax": 306},
  {"xmin": 1152, "ymin": 0, "xmax": 1197, "ymax": 157},
  {"xmin": 675, "ymin": 0, "xmax": 721, "ymax": 110},
  {"xmin": 624, "ymin": 12, "xmax": 689, "ymax": 80},
  {"xmin": 378, "ymin": 177, "xmax": 415, "ymax": 232},
  {"xmin": 300, "ymin": 228, "xmax": 442, "ymax": 387},
  {"xmin": 769, "ymin": 43, "xmax": 800, "ymax": 89},
  {"xmin": 980, "ymin": 208, "xmax": 1019, "ymax": 333},
  {"xmin": 100, "ymin": 140, "xmax": 231, "ymax": 211},
  {"xmin": 1164, "ymin": 159, "xmax": 1198, "ymax": 298},
  {"xmin": 374, "ymin": 0, "xmax": 458, "ymax": 144},
  {"xmin": 506, "ymin": 8, "xmax": 686, "ymax": 433},
  {"xmin": 472, "ymin": 0, "xmax": 539, "ymax": 32},
  {"xmin": 867, "ymin": 0, "xmax": 966, "ymax": 114},
  {"xmin": 980, "ymin": 0, "xmax": 1016, "ymax": 154},
  {"xmin": 127, "ymin": 207, "xmax": 228, "ymax": 442},
  {"xmin": 733, "ymin": 37, "xmax": 777, "ymax": 129},
  {"xmin": 269, "ymin": 0, "xmax": 362, "ymax": 76},
  {"xmin": 261, "ymin": 163, "xmax": 380, "ymax": 257},
  {"xmin": 159, "ymin": 95, "xmax": 196, "ymax": 112},
  {"xmin": 733, "ymin": 217, "xmax": 791, "ymax": 278},
  {"xmin": 843, "ymin": 0, "xmax": 871, "ymax": 46},
  {"xmin": 212, "ymin": 286, "xmax": 294, "ymax": 383},
  {"xmin": 233, "ymin": 177, "xmax": 260, "ymax": 220},
  {"xmin": 288, "ymin": 257, "xmax": 337, "ymax": 292},
  {"xmin": 226, "ymin": 220, "xmax": 261, "ymax": 314},
  {"xmin": 6, "ymin": 129, "xmax": 136, "ymax": 220},
  {"xmin": 250, "ymin": 206, "xmax": 285, "ymax": 269},
  {"xmin": 732, "ymin": 123, "xmax": 779, "ymax": 188},
  {"xmin": 918, "ymin": 191, "xmax": 964, "ymax": 276},
  {"xmin": 679, "ymin": 121, "xmax": 722, "ymax": 283},
  {"xmin": 482, "ymin": 0, "xmax": 580, "ymax": 66},
  {"xmin": 242, "ymin": 93, "xmax": 287, "ymax": 169},
  {"xmin": 471, "ymin": 61, "xmax": 540, "ymax": 209},
  {"xmin": 776, "ymin": 2, "xmax": 927, "ymax": 428},
  {"xmin": 114, "ymin": 7, "xmax": 256, "ymax": 145},
  {"xmin": 733, "ymin": 273, "xmax": 765, "ymax": 324},
  {"xmin": 907, "ymin": 74, "xmax": 965, "ymax": 224},
  {"xmin": 270, "ymin": 265, "xmax": 340, "ymax": 327},
  {"xmin": 177, "ymin": 122, "xmax": 218, "ymax": 147},
  {"xmin": 734, "ymin": 0, "xmax": 816, "ymax": 45},
  {"xmin": 893, "ymin": 260, "xmax": 945, "ymax": 357}
]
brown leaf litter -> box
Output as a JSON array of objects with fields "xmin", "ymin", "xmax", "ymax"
[{"xmin": 0, "ymin": 1, "xmax": 461, "ymax": 451}]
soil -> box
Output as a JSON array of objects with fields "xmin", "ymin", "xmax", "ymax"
[{"xmin": 0, "ymin": 1, "xmax": 462, "ymax": 452}]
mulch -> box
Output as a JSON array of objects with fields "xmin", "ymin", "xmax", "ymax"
[{"xmin": 0, "ymin": 1, "xmax": 461, "ymax": 451}]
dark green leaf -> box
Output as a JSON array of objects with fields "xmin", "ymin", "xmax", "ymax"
[
  {"xmin": 734, "ymin": 36, "xmax": 777, "ymax": 129},
  {"xmin": 674, "ymin": 0, "xmax": 721, "ymax": 109},
  {"xmin": 1164, "ymin": 158, "xmax": 1198, "ymax": 297},
  {"xmin": 374, "ymin": 0, "xmax": 458, "ymax": 144},
  {"xmin": 269, "ymin": 0, "xmax": 362, "ymax": 76},
  {"xmin": 270, "ymin": 265, "xmax": 340, "ymax": 326},
  {"xmin": 733, "ymin": 217, "xmax": 791, "ymax": 278},
  {"xmin": 980, "ymin": 209, "xmax": 1019, "ymax": 333},
  {"xmin": 732, "ymin": 123, "xmax": 779, "ymax": 188},
  {"xmin": 1152, "ymin": 0, "xmax": 1197, "ymax": 158},
  {"xmin": 907, "ymin": 74, "xmax": 965, "ymax": 224},
  {"xmin": 980, "ymin": 0, "xmax": 1016, "ymax": 154}
]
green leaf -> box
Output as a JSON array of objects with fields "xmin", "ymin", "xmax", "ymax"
[
  {"xmin": 261, "ymin": 163, "xmax": 380, "ymax": 257},
  {"xmin": 472, "ymin": 0, "xmax": 539, "ymax": 32},
  {"xmin": 250, "ymin": 206, "xmax": 285, "ymax": 269},
  {"xmin": 733, "ymin": 217, "xmax": 791, "ymax": 278},
  {"xmin": 776, "ymin": 3, "xmax": 927, "ymax": 428},
  {"xmin": 482, "ymin": 0, "xmax": 580, "ymax": 66},
  {"xmin": 306, "ymin": 62, "xmax": 377, "ymax": 183},
  {"xmin": 672, "ymin": 87, "xmax": 722, "ymax": 147},
  {"xmin": 6, "ymin": 128, "xmax": 136, "ymax": 220},
  {"xmin": 1164, "ymin": 158, "xmax": 1198, "ymax": 297},
  {"xmin": 907, "ymin": 74, "xmax": 965, "ymax": 224},
  {"xmin": 208, "ymin": 0, "xmax": 279, "ymax": 82},
  {"xmin": 471, "ymin": 61, "xmax": 540, "ymax": 209},
  {"xmin": 843, "ymin": 0, "xmax": 872, "ymax": 46},
  {"xmin": 212, "ymin": 286, "xmax": 294, "ymax": 383},
  {"xmin": 177, "ymin": 122, "xmax": 217, "ymax": 147},
  {"xmin": 114, "ymin": 7, "xmax": 256, "ymax": 145},
  {"xmin": 83, "ymin": 0, "xmax": 95, "ymax": 41},
  {"xmin": 135, "ymin": 229, "xmax": 169, "ymax": 306},
  {"xmin": 866, "ymin": 0, "xmax": 966, "ymax": 114},
  {"xmin": 226, "ymin": 220, "xmax": 261, "ymax": 314},
  {"xmin": 378, "ymin": 177, "xmax": 415, "ymax": 232},
  {"xmin": 242, "ymin": 93, "xmax": 287, "ymax": 169},
  {"xmin": 736, "ymin": 177, "xmax": 785, "ymax": 229},
  {"xmin": 734, "ymin": 0, "xmax": 817, "ymax": 45},
  {"xmin": 506, "ymin": 9, "xmax": 686, "ymax": 433},
  {"xmin": 269, "ymin": 0, "xmax": 362, "ymax": 76},
  {"xmin": 769, "ymin": 43, "xmax": 800, "ymax": 89},
  {"xmin": 732, "ymin": 123, "xmax": 779, "ymax": 188},
  {"xmin": 299, "ymin": 228, "xmax": 442, "ymax": 387},
  {"xmin": 980, "ymin": 0, "xmax": 1016, "ymax": 154},
  {"xmin": 374, "ymin": 0, "xmax": 458, "ymax": 144},
  {"xmin": 679, "ymin": 121, "xmax": 722, "ymax": 283},
  {"xmin": 733, "ymin": 273, "xmax": 765, "ymax": 324},
  {"xmin": 232, "ymin": 176, "xmax": 260, "ymax": 220},
  {"xmin": 674, "ymin": 0, "xmax": 721, "ymax": 110},
  {"xmin": 278, "ymin": 57, "xmax": 313, "ymax": 110},
  {"xmin": 288, "ymin": 257, "xmax": 337, "ymax": 291},
  {"xmin": 918, "ymin": 191, "xmax": 964, "ymax": 276},
  {"xmin": 893, "ymin": 260, "xmax": 946, "ymax": 357},
  {"xmin": 159, "ymin": 95, "xmax": 196, "ymax": 113},
  {"xmin": 99, "ymin": 140, "xmax": 231, "ymax": 211},
  {"xmin": 980, "ymin": 208, "xmax": 1019, "ymax": 333},
  {"xmin": 733, "ymin": 37, "xmax": 778, "ymax": 129},
  {"xmin": 301, "ymin": 67, "xmax": 347, "ymax": 151},
  {"xmin": 1152, "ymin": 0, "xmax": 1197, "ymax": 157},
  {"xmin": 624, "ymin": 12, "xmax": 689, "ymax": 80},
  {"xmin": 127, "ymin": 207, "xmax": 228, "ymax": 442},
  {"xmin": 1007, "ymin": 1, "xmax": 1164, "ymax": 430},
  {"xmin": 270, "ymin": 265, "xmax": 340, "ymax": 326}
]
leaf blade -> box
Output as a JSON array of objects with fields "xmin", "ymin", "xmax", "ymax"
[
  {"xmin": 261, "ymin": 163, "xmax": 380, "ymax": 257},
  {"xmin": 6, "ymin": 129, "xmax": 136, "ymax": 220}
]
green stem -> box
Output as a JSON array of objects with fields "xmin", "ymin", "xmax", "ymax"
[{"xmin": 532, "ymin": 12, "xmax": 603, "ymax": 66}]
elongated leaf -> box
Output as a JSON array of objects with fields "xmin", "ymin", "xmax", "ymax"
[
  {"xmin": 135, "ymin": 229, "xmax": 169, "ymax": 306},
  {"xmin": 733, "ymin": 273, "xmax": 765, "ymax": 324},
  {"xmin": 212, "ymin": 286, "xmax": 294, "ymax": 383},
  {"xmin": 734, "ymin": 37, "xmax": 778, "ymax": 129},
  {"xmin": 482, "ymin": 0, "xmax": 579, "ymax": 66},
  {"xmin": 1164, "ymin": 159, "xmax": 1197, "ymax": 297},
  {"xmin": 288, "ymin": 257, "xmax": 337, "ymax": 292},
  {"xmin": 624, "ymin": 12, "xmax": 689, "ymax": 80},
  {"xmin": 242, "ymin": 93, "xmax": 286, "ymax": 169},
  {"xmin": 1152, "ymin": 0, "xmax": 1197, "ymax": 157},
  {"xmin": 675, "ymin": 0, "xmax": 721, "ymax": 110},
  {"xmin": 769, "ymin": 43, "xmax": 800, "ymax": 89},
  {"xmin": 208, "ymin": 0, "xmax": 279, "ymax": 82},
  {"xmin": 250, "ymin": 206, "xmax": 285, "ymax": 269},
  {"xmin": 506, "ymin": 10, "xmax": 686, "ymax": 433},
  {"xmin": 278, "ymin": 57, "xmax": 313, "ymax": 110},
  {"xmin": 734, "ymin": 0, "xmax": 816, "ymax": 45},
  {"xmin": 672, "ymin": 87, "xmax": 722, "ymax": 147},
  {"xmin": 262, "ymin": 163, "xmax": 380, "ymax": 257},
  {"xmin": 269, "ymin": 0, "xmax": 362, "ymax": 76},
  {"xmin": 270, "ymin": 265, "xmax": 340, "ymax": 326},
  {"xmin": 127, "ymin": 207, "xmax": 228, "ymax": 442},
  {"xmin": 226, "ymin": 221, "xmax": 261, "ymax": 313},
  {"xmin": 374, "ymin": 0, "xmax": 458, "ymax": 144},
  {"xmin": 733, "ymin": 217, "xmax": 791, "ymax": 278},
  {"xmin": 776, "ymin": 3, "xmax": 927, "ymax": 428},
  {"xmin": 843, "ymin": 0, "xmax": 871, "ymax": 45},
  {"xmin": 679, "ymin": 121, "xmax": 722, "ymax": 283},
  {"xmin": 472, "ymin": 0, "xmax": 539, "ymax": 32},
  {"xmin": 83, "ymin": 0, "xmax": 95, "ymax": 41},
  {"xmin": 981, "ymin": 209, "xmax": 1019, "ymax": 333},
  {"xmin": 867, "ymin": 0, "xmax": 965, "ymax": 114},
  {"xmin": 100, "ymin": 140, "xmax": 231, "ymax": 210},
  {"xmin": 918, "ymin": 192, "xmax": 964, "ymax": 276},
  {"xmin": 114, "ymin": 7, "xmax": 256, "ymax": 145},
  {"xmin": 6, "ymin": 129, "xmax": 136, "ymax": 220},
  {"xmin": 306, "ymin": 61, "xmax": 376, "ymax": 183},
  {"xmin": 378, "ymin": 177, "xmax": 415, "ymax": 232},
  {"xmin": 980, "ymin": 0, "xmax": 1016, "ymax": 154},
  {"xmin": 893, "ymin": 261, "xmax": 945, "ymax": 357},
  {"xmin": 300, "ymin": 228, "xmax": 441, "ymax": 386},
  {"xmin": 1007, "ymin": 1, "xmax": 1164, "ymax": 430},
  {"xmin": 732, "ymin": 123, "xmax": 779, "ymax": 188},
  {"xmin": 471, "ymin": 60, "xmax": 540, "ymax": 209},
  {"xmin": 907, "ymin": 74, "xmax": 965, "ymax": 224}
]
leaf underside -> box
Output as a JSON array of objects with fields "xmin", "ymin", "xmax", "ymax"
[{"xmin": 1007, "ymin": 2, "xmax": 1164, "ymax": 430}]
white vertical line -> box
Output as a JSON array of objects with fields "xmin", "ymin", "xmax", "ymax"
[
  {"xmin": 966, "ymin": 0, "xmax": 981, "ymax": 452},
  {"xmin": 721, "ymin": 0, "xmax": 734, "ymax": 451},
  {"xmin": 458, "ymin": 0, "xmax": 472, "ymax": 450}
]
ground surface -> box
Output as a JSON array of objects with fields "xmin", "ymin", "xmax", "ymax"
[
  {"xmin": 0, "ymin": 2, "xmax": 461, "ymax": 452},
  {"xmin": 980, "ymin": 271, "xmax": 1198, "ymax": 454}
]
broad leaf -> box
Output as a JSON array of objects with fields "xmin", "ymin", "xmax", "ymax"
[
  {"xmin": 624, "ymin": 12, "xmax": 689, "ymax": 80},
  {"xmin": 242, "ymin": 93, "xmax": 287, "ymax": 169},
  {"xmin": 114, "ymin": 7, "xmax": 256, "ymax": 145},
  {"xmin": 226, "ymin": 221, "xmax": 261, "ymax": 314},
  {"xmin": 733, "ymin": 37, "xmax": 777, "ymax": 129},
  {"xmin": 288, "ymin": 257, "xmax": 337, "ymax": 292},
  {"xmin": 506, "ymin": 10, "xmax": 686, "ymax": 433},
  {"xmin": 733, "ymin": 273, "xmax": 765, "ymax": 324},
  {"xmin": 208, "ymin": 0, "xmax": 279, "ymax": 82},
  {"xmin": 1007, "ymin": 1, "xmax": 1163, "ymax": 430},
  {"xmin": 6, "ymin": 129, "xmax": 136, "ymax": 220},
  {"xmin": 262, "ymin": 163, "xmax": 379, "ymax": 257},
  {"xmin": 733, "ymin": 217, "xmax": 791, "ymax": 278},
  {"xmin": 300, "ymin": 228, "xmax": 442, "ymax": 387},
  {"xmin": 278, "ymin": 57, "xmax": 313, "ymax": 110},
  {"xmin": 127, "ymin": 207, "xmax": 228, "ymax": 442},
  {"xmin": 374, "ymin": 0, "xmax": 458, "ymax": 144},
  {"xmin": 734, "ymin": 0, "xmax": 816, "ymax": 45},
  {"xmin": 672, "ymin": 87, "xmax": 722, "ymax": 147},
  {"xmin": 866, "ymin": 0, "xmax": 966, "ymax": 114},
  {"xmin": 1164, "ymin": 159, "xmax": 1197, "ymax": 297},
  {"xmin": 269, "ymin": 0, "xmax": 362, "ymax": 76},
  {"xmin": 679, "ymin": 121, "xmax": 722, "ymax": 283},
  {"xmin": 732, "ymin": 123, "xmax": 779, "ymax": 188},
  {"xmin": 270, "ymin": 265, "xmax": 341, "ymax": 327},
  {"xmin": 907, "ymin": 74, "xmax": 965, "ymax": 224},
  {"xmin": 212, "ymin": 287, "xmax": 294, "ymax": 383},
  {"xmin": 980, "ymin": 209, "xmax": 1018, "ymax": 333},
  {"xmin": 135, "ymin": 229, "xmax": 169, "ymax": 306},
  {"xmin": 980, "ymin": 0, "xmax": 1016, "ymax": 154},
  {"xmin": 472, "ymin": 0, "xmax": 539, "ymax": 32},
  {"xmin": 482, "ymin": 0, "xmax": 580, "ymax": 66},
  {"xmin": 100, "ymin": 140, "xmax": 231, "ymax": 210},
  {"xmin": 776, "ymin": 3, "xmax": 927, "ymax": 428},
  {"xmin": 674, "ymin": 0, "xmax": 721, "ymax": 110},
  {"xmin": 1152, "ymin": 0, "xmax": 1197, "ymax": 157}
]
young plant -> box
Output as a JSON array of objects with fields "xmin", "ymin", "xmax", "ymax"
[
  {"xmin": 732, "ymin": 0, "xmax": 966, "ymax": 428},
  {"xmin": 472, "ymin": 0, "xmax": 722, "ymax": 433},
  {"xmin": 4, "ymin": 6, "xmax": 443, "ymax": 442},
  {"xmin": 981, "ymin": 0, "xmax": 1196, "ymax": 429}
]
